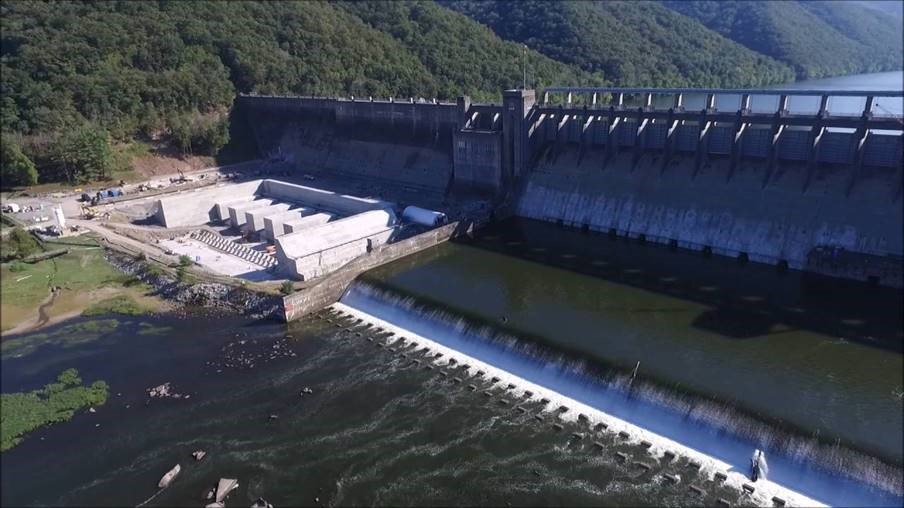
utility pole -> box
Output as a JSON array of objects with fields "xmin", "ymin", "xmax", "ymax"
[{"xmin": 522, "ymin": 44, "xmax": 527, "ymax": 90}]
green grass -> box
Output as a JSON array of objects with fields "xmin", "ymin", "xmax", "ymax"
[
  {"xmin": 1, "ymin": 233, "xmax": 156, "ymax": 331},
  {"xmin": 2, "ymin": 240, "xmax": 129, "ymax": 309},
  {"xmin": 1, "ymin": 368, "xmax": 108, "ymax": 452},
  {"xmin": 83, "ymin": 295, "xmax": 149, "ymax": 317}
]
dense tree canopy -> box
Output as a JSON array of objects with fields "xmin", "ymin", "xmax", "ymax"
[
  {"xmin": 442, "ymin": 0, "xmax": 797, "ymax": 88},
  {"xmin": 1, "ymin": 137, "xmax": 38, "ymax": 187},
  {"xmin": 663, "ymin": 0, "xmax": 903, "ymax": 80},
  {"xmin": 1, "ymin": 1, "xmax": 899, "ymax": 186}
]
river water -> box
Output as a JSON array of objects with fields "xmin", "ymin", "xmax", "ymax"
[{"xmin": 672, "ymin": 70, "xmax": 904, "ymax": 116}]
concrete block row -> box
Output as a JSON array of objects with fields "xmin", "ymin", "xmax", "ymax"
[{"xmin": 191, "ymin": 229, "xmax": 276, "ymax": 268}]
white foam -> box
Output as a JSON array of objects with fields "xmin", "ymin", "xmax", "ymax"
[{"xmin": 333, "ymin": 303, "xmax": 823, "ymax": 507}]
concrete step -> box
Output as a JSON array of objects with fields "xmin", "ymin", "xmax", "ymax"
[{"xmin": 192, "ymin": 229, "xmax": 275, "ymax": 268}]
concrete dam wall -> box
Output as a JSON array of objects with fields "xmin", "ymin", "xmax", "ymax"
[
  {"xmin": 517, "ymin": 151, "xmax": 901, "ymax": 283},
  {"xmin": 239, "ymin": 96, "xmax": 461, "ymax": 194},
  {"xmin": 236, "ymin": 87, "xmax": 903, "ymax": 287}
]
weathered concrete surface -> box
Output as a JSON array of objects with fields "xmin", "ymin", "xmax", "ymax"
[
  {"xmin": 282, "ymin": 213, "xmax": 333, "ymax": 235},
  {"xmin": 243, "ymin": 203, "xmax": 293, "ymax": 232},
  {"xmin": 280, "ymin": 220, "xmax": 480, "ymax": 321},
  {"xmin": 260, "ymin": 179, "xmax": 391, "ymax": 216},
  {"xmin": 156, "ymin": 180, "xmax": 262, "ymax": 227},
  {"xmin": 214, "ymin": 195, "xmax": 257, "ymax": 222},
  {"xmin": 276, "ymin": 209, "xmax": 397, "ymax": 281},
  {"xmin": 263, "ymin": 208, "xmax": 314, "ymax": 240},
  {"xmin": 227, "ymin": 199, "xmax": 276, "ymax": 227},
  {"xmin": 232, "ymin": 89, "xmax": 904, "ymax": 286},
  {"xmin": 517, "ymin": 150, "xmax": 903, "ymax": 287}
]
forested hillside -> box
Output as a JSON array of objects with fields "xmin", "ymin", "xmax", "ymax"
[
  {"xmin": 663, "ymin": 0, "xmax": 903, "ymax": 79},
  {"xmin": 336, "ymin": 1, "xmax": 601, "ymax": 99},
  {"xmin": 441, "ymin": 0, "xmax": 795, "ymax": 87},
  {"xmin": 0, "ymin": 1, "xmax": 591, "ymax": 187},
  {"xmin": 1, "ymin": 0, "xmax": 900, "ymax": 188}
]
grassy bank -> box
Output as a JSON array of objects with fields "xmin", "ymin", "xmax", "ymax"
[
  {"xmin": 0, "ymin": 235, "xmax": 167, "ymax": 333},
  {"xmin": 1, "ymin": 368, "xmax": 108, "ymax": 452},
  {"xmin": 83, "ymin": 294, "xmax": 152, "ymax": 317}
]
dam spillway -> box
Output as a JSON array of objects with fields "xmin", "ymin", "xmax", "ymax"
[
  {"xmin": 330, "ymin": 219, "xmax": 904, "ymax": 506},
  {"xmin": 334, "ymin": 279, "xmax": 902, "ymax": 507},
  {"xmin": 237, "ymin": 86, "xmax": 903, "ymax": 288}
]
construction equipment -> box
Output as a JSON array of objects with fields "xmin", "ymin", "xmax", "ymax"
[{"xmin": 81, "ymin": 205, "xmax": 98, "ymax": 219}]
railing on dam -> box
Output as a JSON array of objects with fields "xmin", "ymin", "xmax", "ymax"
[
  {"xmin": 528, "ymin": 86, "xmax": 903, "ymax": 178},
  {"xmin": 541, "ymin": 86, "xmax": 904, "ymax": 123}
]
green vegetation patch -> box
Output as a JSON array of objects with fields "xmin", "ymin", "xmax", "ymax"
[
  {"xmin": 1, "ymin": 368, "xmax": 109, "ymax": 452},
  {"xmin": 0, "ymin": 228, "xmax": 41, "ymax": 262},
  {"xmin": 137, "ymin": 322, "xmax": 173, "ymax": 336},
  {"xmin": 1, "ymin": 236, "xmax": 145, "ymax": 331},
  {"xmin": 83, "ymin": 295, "xmax": 150, "ymax": 317},
  {"xmin": 2, "ymin": 319, "xmax": 120, "ymax": 358}
]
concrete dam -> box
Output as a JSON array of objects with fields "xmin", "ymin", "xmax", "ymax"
[{"xmin": 237, "ymin": 86, "xmax": 904, "ymax": 288}]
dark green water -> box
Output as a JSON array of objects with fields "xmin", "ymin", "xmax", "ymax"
[{"xmin": 363, "ymin": 219, "xmax": 903, "ymax": 463}]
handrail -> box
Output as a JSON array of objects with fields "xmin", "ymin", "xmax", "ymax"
[{"xmin": 543, "ymin": 87, "xmax": 904, "ymax": 98}]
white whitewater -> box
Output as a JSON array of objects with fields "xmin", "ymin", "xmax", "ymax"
[{"xmin": 335, "ymin": 284, "xmax": 904, "ymax": 507}]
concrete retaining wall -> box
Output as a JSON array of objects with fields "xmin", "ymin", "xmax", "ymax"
[
  {"xmin": 263, "ymin": 208, "xmax": 314, "ymax": 240},
  {"xmin": 156, "ymin": 180, "xmax": 263, "ymax": 227},
  {"xmin": 282, "ymin": 213, "xmax": 333, "ymax": 235},
  {"xmin": 260, "ymin": 180, "xmax": 390, "ymax": 216},
  {"xmin": 280, "ymin": 220, "xmax": 480, "ymax": 321},
  {"xmin": 453, "ymin": 130, "xmax": 503, "ymax": 190},
  {"xmin": 228, "ymin": 199, "xmax": 276, "ymax": 227},
  {"xmin": 244, "ymin": 203, "xmax": 293, "ymax": 232}
]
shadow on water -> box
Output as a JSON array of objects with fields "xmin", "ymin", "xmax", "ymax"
[
  {"xmin": 458, "ymin": 218, "xmax": 903, "ymax": 353},
  {"xmin": 358, "ymin": 216, "xmax": 904, "ymax": 468},
  {"xmin": 339, "ymin": 282, "xmax": 904, "ymax": 506}
]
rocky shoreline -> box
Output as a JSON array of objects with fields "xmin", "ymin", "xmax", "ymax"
[{"xmin": 106, "ymin": 252, "xmax": 282, "ymax": 320}]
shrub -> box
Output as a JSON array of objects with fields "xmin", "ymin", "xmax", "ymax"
[
  {"xmin": 141, "ymin": 261, "xmax": 164, "ymax": 278},
  {"xmin": 83, "ymin": 295, "xmax": 147, "ymax": 316},
  {"xmin": 1, "ymin": 368, "xmax": 109, "ymax": 451},
  {"xmin": 178, "ymin": 255, "xmax": 192, "ymax": 267},
  {"xmin": 280, "ymin": 280, "xmax": 294, "ymax": 295},
  {"xmin": 0, "ymin": 228, "xmax": 41, "ymax": 262},
  {"xmin": 8, "ymin": 261, "xmax": 27, "ymax": 272}
]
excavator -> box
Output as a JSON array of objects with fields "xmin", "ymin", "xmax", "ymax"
[
  {"xmin": 80, "ymin": 204, "xmax": 110, "ymax": 220},
  {"xmin": 80, "ymin": 204, "xmax": 98, "ymax": 220}
]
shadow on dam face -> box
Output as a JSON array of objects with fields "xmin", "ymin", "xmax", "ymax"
[{"xmin": 450, "ymin": 218, "xmax": 903, "ymax": 353}]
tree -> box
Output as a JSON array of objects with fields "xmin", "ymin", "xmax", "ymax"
[
  {"xmin": 0, "ymin": 228, "xmax": 41, "ymax": 262},
  {"xmin": 53, "ymin": 124, "xmax": 114, "ymax": 184},
  {"xmin": 1, "ymin": 137, "xmax": 38, "ymax": 188},
  {"xmin": 169, "ymin": 112, "xmax": 230, "ymax": 156}
]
